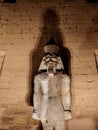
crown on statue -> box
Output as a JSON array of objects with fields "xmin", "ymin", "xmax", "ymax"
[{"xmin": 44, "ymin": 38, "xmax": 59, "ymax": 54}]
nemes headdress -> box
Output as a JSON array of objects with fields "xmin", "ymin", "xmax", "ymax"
[
  {"xmin": 44, "ymin": 38, "xmax": 59, "ymax": 54},
  {"xmin": 38, "ymin": 38, "xmax": 64, "ymax": 72}
]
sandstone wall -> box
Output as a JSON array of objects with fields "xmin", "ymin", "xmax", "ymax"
[{"xmin": 0, "ymin": 0, "xmax": 98, "ymax": 129}]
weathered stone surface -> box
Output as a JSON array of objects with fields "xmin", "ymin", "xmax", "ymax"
[
  {"xmin": 0, "ymin": 0, "xmax": 98, "ymax": 129},
  {"xmin": 68, "ymin": 118, "xmax": 96, "ymax": 130}
]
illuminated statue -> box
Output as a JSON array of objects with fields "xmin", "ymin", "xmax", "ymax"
[{"xmin": 32, "ymin": 38, "xmax": 72, "ymax": 130}]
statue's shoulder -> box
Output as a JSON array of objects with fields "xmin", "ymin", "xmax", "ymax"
[
  {"xmin": 62, "ymin": 74, "xmax": 70, "ymax": 82},
  {"xmin": 34, "ymin": 74, "xmax": 40, "ymax": 82},
  {"xmin": 34, "ymin": 74, "xmax": 40, "ymax": 79}
]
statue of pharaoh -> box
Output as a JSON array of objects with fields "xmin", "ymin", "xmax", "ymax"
[{"xmin": 32, "ymin": 38, "xmax": 72, "ymax": 130}]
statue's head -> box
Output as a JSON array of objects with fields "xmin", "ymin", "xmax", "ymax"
[
  {"xmin": 39, "ymin": 38, "xmax": 64, "ymax": 76},
  {"xmin": 43, "ymin": 53, "xmax": 59, "ymax": 75}
]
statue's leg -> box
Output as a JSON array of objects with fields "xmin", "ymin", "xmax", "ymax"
[
  {"xmin": 55, "ymin": 120, "xmax": 66, "ymax": 130},
  {"xmin": 41, "ymin": 121, "xmax": 53, "ymax": 130},
  {"xmin": 55, "ymin": 119, "xmax": 66, "ymax": 130},
  {"xmin": 56, "ymin": 127, "xmax": 65, "ymax": 130},
  {"xmin": 42, "ymin": 126, "xmax": 53, "ymax": 130}
]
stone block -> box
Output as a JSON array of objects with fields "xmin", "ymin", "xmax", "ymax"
[
  {"xmin": 2, "ymin": 116, "xmax": 14, "ymax": 125},
  {"xmin": 13, "ymin": 116, "xmax": 26, "ymax": 125},
  {"xmin": 68, "ymin": 118, "xmax": 96, "ymax": 130},
  {"xmin": 72, "ymin": 75, "xmax": 98, "ymax": 89}
]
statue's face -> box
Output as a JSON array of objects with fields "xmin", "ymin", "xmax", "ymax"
[
  {"xmin": 38, "ymin": 53, "xmax": 64, "ymax": 74},
  {"xmin": 43, "ymin": 54, "xmax": 58, "ymax": 74}
]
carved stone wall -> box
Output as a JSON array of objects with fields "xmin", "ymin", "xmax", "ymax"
[{"xmin": 0, "ymin": 0, "xmax": 98, "ymax": 129}]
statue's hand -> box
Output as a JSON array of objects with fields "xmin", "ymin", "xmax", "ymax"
[
  {"xmin": 32, "ymin": 112, "xmax": 40, "ymax": 120},
  {"xmin": 64, "ymin": 111, "xmax": 72, "ymax": 120}
]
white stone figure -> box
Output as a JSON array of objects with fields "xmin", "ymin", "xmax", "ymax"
[{"xmin": 32, "ymin": 38, "xmax": 72, "ymax": 130}]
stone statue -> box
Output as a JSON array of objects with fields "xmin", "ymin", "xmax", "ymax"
[{"xmin": 32, "ymin": 38, "xmax": 72, "ymax": 130}]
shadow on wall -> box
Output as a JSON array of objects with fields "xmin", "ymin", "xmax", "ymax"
[{"xmin": 25, "ymin": 8, "xmax": 71, "ymax": 106}]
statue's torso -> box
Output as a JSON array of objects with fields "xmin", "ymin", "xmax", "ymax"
[
  {"xmin": 37, "ymin": 73, "xmax": 65, "ymax": 97},
  {"xmin": 35, "ymin": 73, "xmax": 69, "ymax": 121}
]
